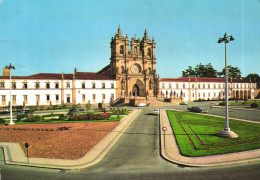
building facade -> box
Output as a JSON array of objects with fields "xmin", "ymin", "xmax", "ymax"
[
  {"xmin": 160, "ymin": 77, "xmax": 256, "ymax": 101},
  {"xmin": 0, "ymin": 69, "xmax": 116, "ymax": 107}
]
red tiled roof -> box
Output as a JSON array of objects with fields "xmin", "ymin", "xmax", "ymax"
[
  {"xmin": 0, "ymin": 72, "xmax": 115, "ymax": 80},
  {"xmin": 160, "ymin": 77, "xmax": 251, "ymax": 83}
]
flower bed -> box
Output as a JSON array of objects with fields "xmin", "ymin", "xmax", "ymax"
[{"xmin": 69, "ymin": 113, "xmax": 111, "ymax": 121}]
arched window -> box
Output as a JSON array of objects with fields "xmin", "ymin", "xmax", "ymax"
[
  {"xmin": 147, "ymin": 48, "xmax": 151, "ymax": 57},
  {"xmin": 120, "ymin": 45, "xmax": 124, "ymax": 55},
  {"xmin": 134, "ymin": 46, "xmax": 137, "ymax": 53}
]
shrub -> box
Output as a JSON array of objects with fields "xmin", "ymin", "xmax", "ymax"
[
  {"xmin": 251, "ymin": 103, "xmax": 258, "ymax": 108},
  {"xmin": 98, "ymin": 103, "xmax": 102, "ymax": 108},
  {"xmin": 68, "ymin": 113, "xmax": 111, "ymax": 121},
  {"xmin": 16, "ymin": 114, "xmax": 28, "ymax": 122},
  {"xmin": 86, "ymin": 102, "xmax": 91, "ymax": 111},
  {"xmin": 59, "ymin": 114, "xmax": 65, "ymax": 120},
  {"xmin": 24, "ymin": 115, "xmax": 43, "ymax": 122},
  {"xmin": 0, "ymin": 118, "xmax": 5, "ymax": 124}
]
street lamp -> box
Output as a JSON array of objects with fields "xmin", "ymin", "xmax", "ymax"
[
  {"xmin": 5, "ymin": 63, "xmax": 15, "ymax": 125},
  {"xmin": 217, "ymin": 33, "xmax": 238, "ymax": 138}
]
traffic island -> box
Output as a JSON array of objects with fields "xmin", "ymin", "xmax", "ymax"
[{"xmin": 160, "ymin": 109, "xmax": 260, "ymax": 166}]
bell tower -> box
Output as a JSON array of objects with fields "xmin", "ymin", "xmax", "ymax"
[{"xmin": 99, "ymin": 26, "xmax": 158, "ymax": 100}]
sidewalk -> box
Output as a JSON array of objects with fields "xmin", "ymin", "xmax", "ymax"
[
  {"xmin": 0, "ymin": 109, "xmax": 141, "ymax": 169},
  {"xmin": 160, "ymin": 109, "xmax": 260, "ymax": 167}
]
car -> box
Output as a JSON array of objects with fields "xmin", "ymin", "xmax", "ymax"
[
  {"xmin": 153, "ymin": 109, "xmax": 160, "ymax": 115},
  {"xmin": 179, "ymin": 102, "xmax": 188, "ymax": 105},
  {"xmin": 187, "ymin": 106, "xmax": 208, "ymax": 113},
  {"xmin": 137, "ymin": 103, "xmax": 147, "ymax": 107}
]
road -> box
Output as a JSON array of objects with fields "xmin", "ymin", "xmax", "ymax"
[{"xmin": 1, "ymin": 104, "xmax": 260, "ymax": 180}]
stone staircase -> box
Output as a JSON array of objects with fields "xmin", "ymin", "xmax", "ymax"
[{"xmin": 147, "ymin": 97, "xmax": 179, "ymax": 106}]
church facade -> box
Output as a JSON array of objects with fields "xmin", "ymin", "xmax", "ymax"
[{"xmin": 98, "ymin": 26, "xmax": 159, "ymax": 100}]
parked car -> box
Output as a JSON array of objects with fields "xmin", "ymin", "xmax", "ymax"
[
  {"xmin": 137, "ymin": 103, "xmax": 147, "ymax": 107},
  {"xmin": 153, "ymin": 109, "xmax": 160, "ymax": 115},
  {"xmin": 187, "ymin": 106, "xmax": 208, "ymax": 113},
  {"xmin": 69, "ymin": 107, "xmax": 84, "ymax": 113},
  {"xmin": 179, "ymin": 102, "xmax": 188, "ymax": 105}
]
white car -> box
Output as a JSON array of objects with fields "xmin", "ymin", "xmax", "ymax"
[
  {"xmin": 137, "ymin": 103, "xmax": 147, "ymax": 107},
  {"xmin": 153, "ymin": 109, "xmax": 160, "ymax": 115}
]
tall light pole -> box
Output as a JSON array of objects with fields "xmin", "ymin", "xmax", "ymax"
[
  {"xmin": 217, "ymin": 33, "xmax": 238, "ymax": 138},
  {"xmin": 6, "ymin": 63, "xmax": 15, "ymax": 125}
]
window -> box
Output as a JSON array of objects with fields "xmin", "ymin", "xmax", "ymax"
[
  {"xmin": 208, "ymin": 83, "xmax": 210, "ymax": 88},
  {"xmin": 56, "ymin": 95, "xmax": 59, "ymax": 101},
  {"xmin": 23, "ymin": 83, "xmax": 28, "ymax": 89},
  {"xmin": 102, "ymin": 83, "xmax": 105, "ymax": 89},
  {"xmin": 169, "ymin": 83, "xmax": 172, "ymax": 89},
  {"xmin": 183, "ymin": 93, "xmax": 185, "ymax": 97},
  {"xmin": 0, "ymin": 82, "xmax": 5, "ymax": 89},
  {"xmin": 208, "ymin": 92, "xmax": 210, "ymax": 98},
  {"xmin": 198, "ymin": 84, "xmax": 201, "ymax": 89},
  {"xmin": 36, "ymin": 95, "xmax": 40, "ymax": 104},
  {"xmin": 120, "ymin": 45, "xmax": 124, "ymax": 54},
  {"xmin": 66, "ymin": 83, "xmax": 70, "ymax": 88},
  {"xmin": 192, "ymin": 84, "xmax": 195, "ymax": 88},
  {"xmin": 161, "ymin": 83, "xmax": 165, "ymax": 89},
  {"xmin": 35, "ymin": 83, "xmax": 40, "ymax": 89},
  {"xmin": 12, "ymin": 82, "xmax": 16, "ymax": 89},
  {"xmin": 147, "ymin": 48, "xmax": 151, "ymax": 57},
  {"xmin": 82, "ymin": 94, "xmax": 86, "ymax": 103},
  {"xmin": 198, "ymin": 93, "xmax": 201, "ymax": 98},
  {"xmin": 111, "ymin": 83, "xmax": 114, "ymax": 89},
  {"xmin": 1, "ymin": 95, "xmax": 6, "ymax": 105},
  {"xmin": 102, "ymin": 94, "xmax": 105, "ymax": 100},
  {"xmin": 92, "ymin": 83, "xmax": 96, "ymax": 89},
  {"xmin": 66, "ymin": 95, "xmax": 70, "ymax": 103},
  {"xmin": 192, "ymin": 93, "xmax": 195, "ymax": 98},
  {"xmin": 82, "ymin": 83, "xmax": 85, "ymax": 89},
  {"xmin": 46, "ymin": 95, "xmax": 50, "ymax": 101},
  {"xmin": 55, "ymin": 83, "xmax": 59, "ymax": 89},
  {"xmin": 12, "ymin": 95, "xmax": 16, "ymax": 104},
  {"xmin": 46, "ymin": 83, "xmax": 50, "ymax": 89},
  {"xmin": 203, "ymin": 93, "xmax": 205, "ymax": 98},
  {"xmin": 134, "ymin": 46, "xmax": 137, "ymax": 53},
  {"xmin": 111, "ymin": 94, "xmax": 115, "ymax": 100},
  {"xmin": 24, "ymin": 95, "xmax": 28, "ymax": 104},
  {"xmin": 92, "ymin": 94, "xmax": 96, "ymax": 102},
  {"xmin": 183, "ymin": 83, "xmax": 185, "ymax": 88},
  {"xmin": 176, "ymin": 84, "xmax": 179, "ymax": 89},
  {"xmin": 203, "ymin": 84, "xmax": 205, "ymax": 89}
]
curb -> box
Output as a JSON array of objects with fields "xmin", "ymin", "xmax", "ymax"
[
  {"xmin": 0, "ymin": 109, "xmax": 142, "ymax": 169},
  {"xmin": 160, "ymin": 109, "xmax": 260, "ymax": 167}
]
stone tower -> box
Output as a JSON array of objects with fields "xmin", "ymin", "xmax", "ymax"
[{"xmin": 102, "ymin": 26, "xmax": 158, "ymax": 99}]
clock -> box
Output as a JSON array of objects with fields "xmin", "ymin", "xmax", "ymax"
[{"xmin": 131, "ymin": 64, "xmax": 141, "ymax": 74}]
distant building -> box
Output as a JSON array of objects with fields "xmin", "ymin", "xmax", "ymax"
[
  {"xmin": 160, "ymin": 77, "xmax": 256, "ymax": 102},
  {"xmin": 0, "ymin": 27, "xmax": 257, "ymax": 107}
]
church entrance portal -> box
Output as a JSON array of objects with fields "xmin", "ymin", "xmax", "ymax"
[{"xmin": 132, "ymin": 84, "xmax": 139, "ymax": 96}]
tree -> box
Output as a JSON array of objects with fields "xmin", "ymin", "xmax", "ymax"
[
  {"xmin": 220, "ymin": 65, "xmax": 241, "ymax": 78},
  {"xmin": 182, "ymin": 66, "xmax": 196, "ymax": 77},
  {"xmin": 182, "ymin": 63, "xmax": 217, "ymax": 77},
  {"xmin": 245, "ymin": 73, "xmax": 260, "ymax": 82}
]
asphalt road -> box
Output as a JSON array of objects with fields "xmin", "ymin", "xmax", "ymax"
[{"xmin": 1, "ymin": 104, "xmax": 260, "ymax": 180}]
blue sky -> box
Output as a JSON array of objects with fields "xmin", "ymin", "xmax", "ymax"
[{"xmin": 0, "ymin": 0, "xmax": 259, "ymax": 78}]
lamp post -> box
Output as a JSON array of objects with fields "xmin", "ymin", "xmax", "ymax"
[
  {"xmin": 6, "ymin": 63, "xmax": 15, "ymax": 125},
  {"xmin": 217, "ymin": 33, "xmax": 238, "ymax": 138}
]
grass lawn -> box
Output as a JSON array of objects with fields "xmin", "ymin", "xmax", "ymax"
[{"xmin": 167, "ymin": 110, "xmax": 260, "ymax": 156}]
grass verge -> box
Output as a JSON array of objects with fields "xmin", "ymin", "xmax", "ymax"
[{"xmin": 167, "ymin": 110, "xmax": 260, "ymax": 156}]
